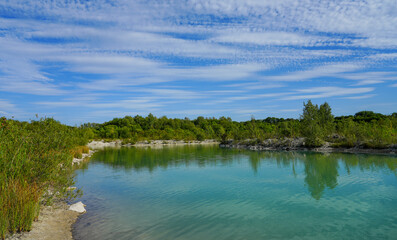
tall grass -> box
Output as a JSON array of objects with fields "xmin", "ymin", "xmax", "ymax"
[
  {"xmin": 71, "ymin": 146, "xmax": 90, "ymax": 159},
  {"xmin": 0, "ymin": 117, "xmax": 89, "ymax": 239}
]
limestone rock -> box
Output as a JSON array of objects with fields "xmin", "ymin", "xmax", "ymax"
[{"xmin": 69, "ymin": 201, "xmax": 86, "ymax": 213}]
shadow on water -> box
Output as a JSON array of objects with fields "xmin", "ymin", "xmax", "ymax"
[{"xmin": 89, "ymin": 145, "xmax": 397, "ymax": 200}]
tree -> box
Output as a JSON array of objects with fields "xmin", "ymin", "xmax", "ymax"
[
  {"xmin": 300, "ymin": 100, "xmax": 322, "ymax": 147},
  {"xmin": 248, "ymin": 116, "xmax": 260, "ymax": 139},
  {"xmin": 104, "ymin": 125, "xmax": 118, "ymax": 138},
  {"xmin": 318, "ymin": 102, "xmax": 334, "ymax": 137},
  {"xmin": 119, "ymin": 126, "xmax": 132, "ymax": 138}
]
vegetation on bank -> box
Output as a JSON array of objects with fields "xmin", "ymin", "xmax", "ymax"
[
  {"xmin": 0, "ymin": 100, "xmax": 396, "ymax": 238},
  {"xmin": 0, "ymin": 118, "xmax": 90, "ymax": 239},
  {"xmin": 85, "ymin": 100, "xmax": 397, "ymax": 148}
]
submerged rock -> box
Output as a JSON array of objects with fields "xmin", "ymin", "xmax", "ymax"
[{"xmin": 69, "ymin": 201, "xmax": 86, "ymax": 213}]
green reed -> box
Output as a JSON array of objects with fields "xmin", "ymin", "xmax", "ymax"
[{"xmin": 0, "ymin": 117, "xmax": 89, "ymax": 239}]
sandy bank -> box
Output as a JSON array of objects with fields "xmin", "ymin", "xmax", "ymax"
[
  {"xmin": 6, "ymin": 151, "xmax": 91, "ymax": 240},
  {"xmin": 6, "ymin": 201, "xmax": 81, "ymax": 240}
]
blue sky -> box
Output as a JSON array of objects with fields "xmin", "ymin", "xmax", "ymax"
[{"xmin": 0, "ymin": 0, "xmax": 396, "ymax": 125}]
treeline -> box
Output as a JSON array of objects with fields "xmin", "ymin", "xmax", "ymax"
[
  {"xmin": 86, "ymin": 100, "xmax": 397, "ymax": 148},
  {"xmin": 0, "ymin": 118, "xmax": 90, "ymax": 238}
]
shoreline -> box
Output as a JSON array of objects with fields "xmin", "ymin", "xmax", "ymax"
[
  {"xmin": 220, "ymin": 144, "xmax": 397, "ymax": 155},
  {"xmin": 220, "ymin": 138, "xmax": 397, "ymax": 155},
  {"xmin": 87, "ymin": 139, "xmax": 220, "ymax": 150},
  {"xmin": 6, "ymin": 153, "xmax": 90, "ymax": 240},
  {"xmin": 6, "ymin": 139, "xmax": 218, "ymax": 240},
  {"xmin": 6, "ymin": 200, "xmax": 80, "ymax": 240},
  {"xmin": 8, "ymin": 138, "xmax": 394, "ymax": 239}
]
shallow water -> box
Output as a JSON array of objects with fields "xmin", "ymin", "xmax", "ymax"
[{"xmin": 73, "ymin": 145, "xmax": 397, "ymax": 240}]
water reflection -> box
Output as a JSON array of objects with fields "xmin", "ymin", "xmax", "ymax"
[
  {"xmin": 91, "ymin": 145, "xmax": 397, "ymax": 200},
  {"xmin": 303, "ymin": 154, "xmax": 339, "ymax": 200}
]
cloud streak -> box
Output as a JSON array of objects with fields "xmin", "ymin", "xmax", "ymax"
[
  {"xmin": 281, "ymin": 87, "xmax": 375, "ymax": 100},
  {"xmin": 0, "ymin": 0, "xmax": 396, "ymax": 123}
]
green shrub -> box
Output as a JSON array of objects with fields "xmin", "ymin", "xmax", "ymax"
[{"xmin": 0, "ymin": 117, "xmax": 87, "ymax": 238}]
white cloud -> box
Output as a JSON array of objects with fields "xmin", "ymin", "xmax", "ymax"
[
  {"xmin": 269, "ymin": 63, "xmax": 364, "ymax": 82},
  {"xmin": 0, "ymin": 99, "xmax": 22, "ymax": 117},
  {"xmin": 281, "ymin": 87, "xmax": 374, "ymax": 100},
  {"xmin": 0, "ymin": 0, "xmax": 396, "ymax": 121},
  {"xmin": 212, "ymin": 31, "xmax": 330, "ymax": 47},
  {"xmin": 224, "ymin": 82, "xmax": 285, "ymax": 89},
  {"xmin": 227, "ymin": 92, "xmax": 288, "ymax": 101},
  {"xmin": 36, "ymin": 98, "xmax": 163, "ymax": 111},
  {"xmin": 343, "ymin": 94, "xmax": 376, "ymax": 100},
  {"xmin": 343, "ymin": 72, "xmax": 397, "ymax": 86},
  {"xmin": 0, "ymin": 99, "xmax": 16, "ymax": 111}
]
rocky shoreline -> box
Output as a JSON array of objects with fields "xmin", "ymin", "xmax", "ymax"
[
  {"xmin": 72, "ymin": 149, "xmax": 96, "ymax": 166},
  {"xmin": 87, "ymin": 139, "xmax": 220, "ymax": 150},
  {"xmin": 220, "ymin": 138, "xmax": 397, "ymax": 155}
]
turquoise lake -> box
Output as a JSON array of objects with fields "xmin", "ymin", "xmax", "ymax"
[{"xmin": 72, "ymin": 145, "xmax": 397, "ymax": 240}]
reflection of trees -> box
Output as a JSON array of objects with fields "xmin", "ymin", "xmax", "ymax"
[
  {"xmin": 246, "ymin": 151, "xmax": 339, "ymax": 199},
  {"xmin": 248, "ymin": 153, "xmax": 260, "ymax": 173},
  {"xmin": 303, "ymin": 153, "xmax": 339, "ymax": 200},
  {"xmin": 248, "ymin": 151, "xmax": 397, "ymax": 200},
  {"xmin": 92, "ymin": 145, "xmax": 240, "ymax": 172},
  {"xmin": 92, "ymin": 146, "xmax": 397, "ymax": 200}
]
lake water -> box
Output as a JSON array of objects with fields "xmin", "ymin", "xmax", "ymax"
[{"xmin": 72, "ymin": 145, "xmax": 397, "ymax": 240}]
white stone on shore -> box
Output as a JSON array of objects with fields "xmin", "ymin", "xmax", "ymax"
[
  {"xmin": 87, "ymin": 139, "xmax": 219, "ymax": 150},
  {"xmin": 69, "ymin": 201, "xmax": 86, "ymax": 213}
]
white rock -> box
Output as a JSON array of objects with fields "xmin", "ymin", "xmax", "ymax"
[{"xmin": 69, "ymin": 201, "xmax": 86, "ymax": 213}]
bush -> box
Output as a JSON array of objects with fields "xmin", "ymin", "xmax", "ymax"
[
  {"xmin": 0, "ymin": 117, "xmax": 86, "ymax": 238},
  {"xmin": 304, "ymin": 136, "xmax": 324, "ymax": 148}
]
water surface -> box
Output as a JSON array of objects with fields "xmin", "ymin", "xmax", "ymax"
[{"xmin": 73, "ymin": 145, "xmax": 397, "ymax": 240}]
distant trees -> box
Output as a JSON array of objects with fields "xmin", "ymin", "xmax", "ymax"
[{"xmin": 85, "ymin": 100, "xmax": 395, "ymax": 148}]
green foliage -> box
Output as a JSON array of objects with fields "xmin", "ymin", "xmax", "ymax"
[
  {"xmin": 318, "ymin": 102, "xmax": 334, "ymax": 136},
  {"xmin": 299, "ymin": 100, "xmax": 395, "ymax": 148},
  {"xmin": 354, "ymin": 111, "xmax": 385, "ymax": 122},
  {"xmin": 88, "ymin": 102, "xmax": 395, "ymax": 149},
  {"xmin": 0, "ymin": 117, "xmax": 89, "ymax": 238},
  {"xmin": 300, "ymin": 100, "xmax": 323, "ymax": 147}
]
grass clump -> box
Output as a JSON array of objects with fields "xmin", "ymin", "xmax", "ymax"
[
  {"xmin": 0, "ymin": 117, "xmax": 89, "ymax": 239},
  {"xmin": 71, "ymin": 146, "xmax": 90, "ymax": 158}
]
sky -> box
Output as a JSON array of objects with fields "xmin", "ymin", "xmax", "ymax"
[{"xmin": 0, "ymin": 0, "xmax": 396, "ymax": 125}]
